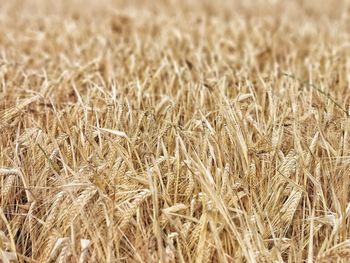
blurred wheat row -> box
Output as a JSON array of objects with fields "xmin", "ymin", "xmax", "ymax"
[{"xmin": 1, "ymin": 0, "xmax": 350, "ymax": 262}]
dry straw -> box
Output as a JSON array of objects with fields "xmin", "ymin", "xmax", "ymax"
[{"xmin": 0, "ymin": 0, "xmax": 349, "ymax": 262}]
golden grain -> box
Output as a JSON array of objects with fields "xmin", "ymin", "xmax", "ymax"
[{"xmin": 0, "ymin": 0, "xmax": 349, "ymax": 262}]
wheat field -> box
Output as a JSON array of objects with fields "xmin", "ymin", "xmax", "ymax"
[{"xmin": 0, "ymin": 0, "xmax": 350, "ymax": 262}]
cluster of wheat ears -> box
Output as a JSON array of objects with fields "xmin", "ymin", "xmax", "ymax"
[{"xmin": 0, "ymin": 0, "xmax": 350, "ymax": 262}]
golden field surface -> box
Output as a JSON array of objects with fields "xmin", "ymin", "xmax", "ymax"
[{"xmin": 1, "ymin": 0, "xmax": 350, "ymax": 262}]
